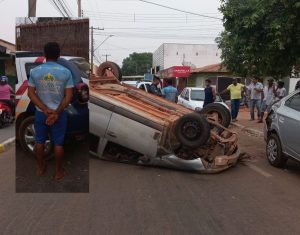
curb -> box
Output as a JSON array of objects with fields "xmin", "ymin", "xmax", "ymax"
[
  {"xmin": 0, "ymin": 137, "xmax": 15, "ymax": 153},
  {"xmin": 230, "ymin": 122, "xmax": 264, "ymax": 137}
]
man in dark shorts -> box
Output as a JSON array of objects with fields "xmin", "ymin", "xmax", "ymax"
[
  {"xmin": 203, "ymin": 79, "xmax": 216, "ymax": 107},
  {"xmin": 28, "ymin": 42, "xmax": 74, "ymax": 181}
]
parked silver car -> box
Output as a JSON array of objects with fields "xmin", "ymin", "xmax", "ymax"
[{"xmin": 264, "ymin": 90, "xmax": 300, "ymax": 167}]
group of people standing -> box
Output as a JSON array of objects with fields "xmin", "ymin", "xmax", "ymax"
[
  {"xmin": 204, "ymin": 77, "xmax": 288, "ymax": 123},
  {"xmin": 149, "ymin": 76, "xmax": 178, "ymax": 103},
  {"xmin": 149, "ymin": 75, "xmax": 299, "ymax": 124}
]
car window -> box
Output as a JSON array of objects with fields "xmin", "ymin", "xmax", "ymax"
[
  {"xmin": 215, "ymin": 95, "xmax": 222, "ymax": 102},
  {"xmin": 25, "ymin": 63, "xmax": 42, "ymax": 79},
  {"xmin": 139, "ymin": 84, "xmax": 146, "ymax": 91},
  {"xmin": 69, "ymin": 58, "xmax": 90, "ymax": 79},
  {"xmin": 190, "ymin": 90, "xmax": 205, "ymax": 101},
  {"xmin": 180, "ymin": 88, "xmax": 186, "ymax": 98},
  {"xmin": 184, "ymin": 90, "xmax": 190, "ymax": 100},
  {"xmin": 285, "ymin": 93, "xmax": 300, "ymax": 112}
]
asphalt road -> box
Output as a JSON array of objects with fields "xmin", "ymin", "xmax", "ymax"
[
  {"xmin": 0, "ymin": 123, "xmax": 14, "ymax": 143},
  {"xmin": 1, "ymin": 128, "xmax": 300, "ymax": 234},
  {"xmin": 15, "ymin": 141, "xmax": 89, "ymax": 193}
]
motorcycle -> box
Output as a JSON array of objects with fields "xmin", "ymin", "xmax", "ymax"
[{"xmin": 0, "ymin": 95, "xmax": 15, "ymax": 127}]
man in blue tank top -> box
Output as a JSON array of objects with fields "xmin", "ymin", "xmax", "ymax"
[
  {"xmin": 28, "ymin": 42, "xmax": 74, "ymax": 181},
  {"xmin": 162, "ymin": 79, "xmax": 178, "ymax": 103}
]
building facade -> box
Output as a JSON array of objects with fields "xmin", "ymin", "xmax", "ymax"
[{"xmin": 153, "ymin": 43, "xmax": 222, "ymax": 71}]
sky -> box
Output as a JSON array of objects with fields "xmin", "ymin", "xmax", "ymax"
[{"xmin": 0, "ymin": 0, "xmax": 224, "ymax": 65}]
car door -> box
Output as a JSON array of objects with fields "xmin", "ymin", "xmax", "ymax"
[
  {"xmin": 182, "ymin": 89, "xmax": 190, "ymax": 108},
  {"xmin": 177, "ymin": 88, "xmax": 186, "ymax": 105},
  {"xmin": 277, "ymin": 92, "xmax": 300, "ymax": 160}
]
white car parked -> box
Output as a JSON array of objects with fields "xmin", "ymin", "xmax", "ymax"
[
  {"xmin": 178, "ymin": 87, "xmax": 228, "ymax": 111},
  {"xmin": 121, "ymin": 81, "xmax": 154, "ymax": 93}
]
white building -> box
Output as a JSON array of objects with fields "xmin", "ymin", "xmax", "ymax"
[{"xmin": 153, "ymin": 43, "xmax": 222, "ymax": 70}]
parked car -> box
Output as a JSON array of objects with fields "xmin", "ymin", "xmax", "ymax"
[
  {"xmin": 177, "ymin": 87, "xmax": 229, "ymax": 111},
  {"xmin": 89, "ymin": 62, "xmax": 240, "ymax": 174},
  {"xmin": 122, "ymin": 81, "xmax": 155, "ymax": 93},
  {"xmin": 264, "ymin": 89, "xmax": 300, "ymax": 167},
  {"xmin": 15, "ymin": 52, "xmax": 89, "ymax": 158}
]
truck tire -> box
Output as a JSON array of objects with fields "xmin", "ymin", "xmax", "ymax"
[
  {"xmin": 200, "ymin": 103, "xmax": 231, "ymax": 128},
  {"xmin": 19, "ymin": 116, "xmax": 53, "ymax": 160},
  {"xmin": 97, "ymin": 61, "xmax": 122, "ymax": 81},
  {"xmin": 175, "ymin": 113, "xmax": 210, "ymax": 149}
]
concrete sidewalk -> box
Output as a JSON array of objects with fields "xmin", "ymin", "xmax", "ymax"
[
  {"xmin": 230, "ymin": 107, "xmax": 264, "ymax": 136},
  {"xmin": 0, "ymin": 123, "xmax": 15, "ymax": 153}
]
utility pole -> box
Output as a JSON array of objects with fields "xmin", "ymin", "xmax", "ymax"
[
  {"xmin": 91, "ymin": 27, "xmax": 94, "ymax": 74},
  {"xmin": 78, "ymin": 0, "xmax": 82, "ymax": 17},
  {"xmin": 28, "ymin": 0, "xmax": 37, "ymax": 17},
  {"xmin": 90, "ymin": 26, "xmax": 104, "ymax": 74},
  {"xmin": 102, "ymin": 54, "xmax": 111, "ymax": 62}
]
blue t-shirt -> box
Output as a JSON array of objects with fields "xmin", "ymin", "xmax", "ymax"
[
  {"xmin": 28, "ymin": 61, "xmax": 74, "ymax": 111},
  {"xmin": 162, "ymin": 85, "xmax": 178, "ymax": 102}
]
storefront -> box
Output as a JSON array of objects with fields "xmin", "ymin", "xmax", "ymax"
[
  {"xmin": 158, "ymin": 66, "xmax": 191, "ymax": 93},
  {"xmin": 0, "ymin": 39, "xmax": 16, "ymax": 90}
]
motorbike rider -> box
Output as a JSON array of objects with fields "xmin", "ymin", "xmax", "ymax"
[{"xmin": 0, "ymin": 76, "xmax": 15, "ymax": 116}]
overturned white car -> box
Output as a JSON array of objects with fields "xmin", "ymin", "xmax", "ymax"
[{"xmin": 89, "ymin": 62, "xmax": 240, "ymax": 173}]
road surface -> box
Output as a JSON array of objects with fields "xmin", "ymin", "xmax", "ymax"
[
  {"xmin": 15, "ymin": 141, "xmax": 89, "ymax": 193},
  {"xmin": 0, "ymin": 123, "xmax": 14, "ymax": 143},
  {"xmin": 1, "ymin": 128, "xmax": 300, "ymax": 234}
]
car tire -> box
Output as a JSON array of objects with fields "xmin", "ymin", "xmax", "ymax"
[
  {"xmin": 266, "ymin": 133, "xmax": 287, "ymax": 168},
  {"xmin": 97, "ymin": 61, "xmax": 122, "ymax": 81},
  {"xmin": 200, "ymin": 103, "xmax": 231, "ymax": 128},
  {"xmin": 175, "ymin": 113, "xmax": 210, "ymax": 149},
  {"xmin": 19, "ymin": 116, "xmax": 53, "ymax": 160}
]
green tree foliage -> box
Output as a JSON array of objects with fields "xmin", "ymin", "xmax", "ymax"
[
  {"xmin": 122, "ymin": 52, "xmax": 153, "ymax": 76},
  {"xmin": 217, "ymin": 0, "xmax": 300, "ymax": 78}
]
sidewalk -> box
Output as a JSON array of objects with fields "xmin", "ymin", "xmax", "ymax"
[{"xmin": 230, "ymin": 106, "xmax": 264, "ymax": 136}]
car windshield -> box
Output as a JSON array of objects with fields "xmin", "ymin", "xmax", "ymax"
[
  {"xmin": 190, "ymin": 90, "xmax": 205, "ymax": 101},
  {"xmin": 69, "ymin": 58, "xmax": 90, "ymax": 79}
]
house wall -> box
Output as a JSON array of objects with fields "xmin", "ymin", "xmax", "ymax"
[
  {"xmin": 188, "ymin": 72, "xmax": 229, "ymax": 88},
  {"xmin": 153, "ymin": 43, "xmax": 221, "ymax": 70},
  {"xmin": 16, "ymin": 19, "xmax": 89, "ymax": 60}
]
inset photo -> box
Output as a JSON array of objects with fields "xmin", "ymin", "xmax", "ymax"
[{"xmin": 15, "ymin": 17, "xmax": 90, "ymax": 193}]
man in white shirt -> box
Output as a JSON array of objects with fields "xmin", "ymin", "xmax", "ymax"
[
  {"xmin": 258, "ymin": 79, "xmax": 275, "ymax": 123},
  {"xmin": 275, "ymin": 81, "xmax": 286, "ymax": 101},
  {"xmin": 247, "ymin": 77, "xmax": 263, "ymax": 121}
]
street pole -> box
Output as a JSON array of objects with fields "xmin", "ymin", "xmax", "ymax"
[
  {"xmin": 90, "ymin": 26, "xmax": 104, "ymax": 74},
  {"xmin": 28, "ymin": 0, "xmax": 37, "ymax": 17},
  {"xmin": 91, "ymin": 27, "xmax": 94, "ymax": 74},
  {"xmin": 78, "ymin": 0, "xmax": 81, "ymax": 17},
  {"xmin": 102, "ymin": 54, "xmax": 111, "ymax": 62}
]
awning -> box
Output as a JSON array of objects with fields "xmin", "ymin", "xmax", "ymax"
[{"xmin": 159, "ymin": 66, "xmax": 191, "ymax": 79}]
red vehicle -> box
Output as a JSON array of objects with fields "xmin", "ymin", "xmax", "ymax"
[{"xmin": 0, "ymin": 99, "xmax": 14, "ymax": 127}]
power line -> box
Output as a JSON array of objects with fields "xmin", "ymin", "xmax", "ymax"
[
  {"xmin": 49, "ymin": 0, "xmax": 66, "ymax": 16},
  {"xmin": 59, "ymin": 0, "xmax": 73, "ymax": 16},
  {"xmin": 138, "ymin": 0, "xmax": 222, "ymax": 20}
]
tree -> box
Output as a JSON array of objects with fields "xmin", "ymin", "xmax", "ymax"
[
  {"xmin": 217, "ymin": 0, "xmax": 300, "ymax": 78},
  {"xmin": 122, "ymin": 52, "xmax": 153, "ymax": 76}
]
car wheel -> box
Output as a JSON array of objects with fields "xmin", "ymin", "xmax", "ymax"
[
  {"xmin": 175, "ymin": 113, "xmax": 210, "ymax": 149},
  {"xmin": 19, "ymin": 116, "xmax": 53, "ymax": 160},
  {"xmin": 200, "ymin": 103, "xmax": 231, "ymax": 128},
  {"xmin": 266, "ymin": 133, "xmax": 287, "ymax": 168},
  {"xmin": 97, "ymin": 61, "xmax": 122, "ymax": 81}
]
